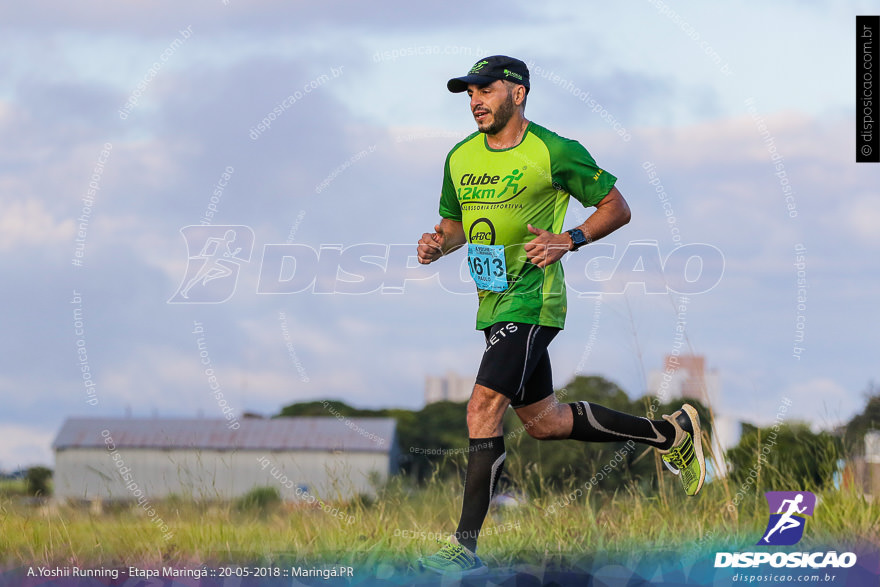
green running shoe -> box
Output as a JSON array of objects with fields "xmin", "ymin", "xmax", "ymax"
[
  {"xmin": 660, "ymin": 403, "xmax": 706, "ymax": 496},
  {"xmin": 417, "ymin": 536, "xmax": 488, "ymax": 576}
]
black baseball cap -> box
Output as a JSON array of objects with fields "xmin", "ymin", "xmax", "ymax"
[{"xmin": 447, "ymin": 55, "xmax": 530, "ymax": 93}]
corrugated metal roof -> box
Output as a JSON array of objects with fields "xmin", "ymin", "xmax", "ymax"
[{"xmin": 53, "ymin": 417, "xmax": 395, "ymax": 453}]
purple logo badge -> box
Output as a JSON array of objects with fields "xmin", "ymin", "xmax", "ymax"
[{"xmin": 758, "ymin": 491, "xmax": 816, "ymax": 546}]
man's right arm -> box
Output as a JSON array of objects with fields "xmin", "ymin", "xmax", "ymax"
[{"xmin": 417, "ymin": 218, "xmax": 465, "ymax": 264}]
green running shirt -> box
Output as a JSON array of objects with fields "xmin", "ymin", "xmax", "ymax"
[{"xmin": 438, "ymin": 122, "xmax": 617, "ymax": 330}]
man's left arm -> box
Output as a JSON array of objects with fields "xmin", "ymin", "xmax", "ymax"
[{"xmin": 524, "ymin": 186, "xmax": 631, "ymax": 268}]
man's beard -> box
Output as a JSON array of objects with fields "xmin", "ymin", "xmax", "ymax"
[{"xmin": 478, "ymin": 91, "xmax": 515, "ymax": 135}]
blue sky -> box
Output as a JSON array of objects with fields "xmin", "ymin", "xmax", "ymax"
[{"xmin": 1, "ymin": 0, "xmax": 877, "ymax": 468}]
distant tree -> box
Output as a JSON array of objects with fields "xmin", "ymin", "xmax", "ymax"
[
  {"xmin": 275, "ymin": 398, "xmax": 467, "ymax": 483},
  {"xmin": 726, "ymin": 422, "xmax": 841, "ymax": 493},
  {"xmin": 25, "ymin": 466, "xmax": 52, "ymax": 497},
  {"xmin": 277, "ymin": 399, "xmax": 388, "ymax": 418},
  {"xmin": 273, "ymin": 376, "xmax": 712, "ymax": 491},
  {"xmin": 236, "ymin": 486, "xmax": 281, "ymax": 514},
  {"xmin": 394, "ymin": 401, "xmax": 468, "ymax": 483},
  {"xmin": 501, "ymin": 375, "xmax": 712, "ymax": 495}
]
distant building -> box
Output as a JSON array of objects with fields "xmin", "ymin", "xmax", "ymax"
[
  {"xmin": 844, "ymin": 430, "xmax": 880, "ymax": 498},
  {"xmin": 647, "ymin": 354, "xmax": 720, "ymax": 406},
  {"xmin": 425, "ymin": 371, "xmax": 474, "ymax": 404},
  {"xmin": 53, "ymin": 417, "xmax": 397, "ymax": 501},
  {"xmin": 647, "ymin": 354, "xmax": 731, "ymax": 469},
  {"xmin": 866, "ymin": 430, "xmax": 880, "ymax": 463}
]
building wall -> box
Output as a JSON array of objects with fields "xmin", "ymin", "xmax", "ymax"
[
  {"xmin": 845, "ymin": 458, "xmax": 880, "ymax": 498},
  {"xmin": 54, "ymin": 448, "xmax": 390, "ymax": 501},
  {"xmin": 847, "ymin": 432, "xmax": 880, "ymax": 497},
  {"xmin": 647, "ymin": 354, "xmax": 720, "ymax": 407},
  {"xmin": 866, "ymin": 431, "xmax": 880, "ymax": 463},
  {"xmin": 425, "ymin": 371, "xmax": 473, "ymax": 404}
]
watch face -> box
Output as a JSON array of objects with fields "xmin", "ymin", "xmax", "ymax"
[{"xmin": 569, "ymin": 229, "xmax": 587, "ymax": 249}]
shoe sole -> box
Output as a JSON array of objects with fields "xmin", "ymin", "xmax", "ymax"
[
  {"xmin": 417, "ymin": 558, "xmax": 489, "ymax": 576},
  {"xmin": 681, "ymin": 403, "xmax": 705, "ymax": 495},
  {"xmin": 419, "ymin": 564, "xmax": 489, "ymax": 576}
]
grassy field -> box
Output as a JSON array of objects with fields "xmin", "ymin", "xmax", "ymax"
[
  {"xmin": 1, "ymin": 470, "xmax": 877, "ymax": 570},
  {"xmin": 0, "ymin": 479, "xmax": 27, "ymax": 498}
]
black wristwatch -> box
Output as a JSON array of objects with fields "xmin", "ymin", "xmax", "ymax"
[{"xmin": 566, "ymin": 228, "xmax": 588, "ymax": 251}]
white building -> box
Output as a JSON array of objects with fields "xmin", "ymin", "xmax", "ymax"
[
  {"xmin": 647, "ymin": 354, "xmax": 731, "ymax": 474},
  {"xmin": 425, "ymin": 371, "xmax": 474, "ymax": 404},
  {"xmin": 848, "ymin": 430, "xmax": 880, "ymax": 498},
  {"xmin": 53, "ymin": 417, "xmax": 397, "ymax": 501},
  {"xmin": 646, "ymin": 354, "xmax": 720, "ymax": 407},
  {"xmin": 866, "ymin": 431, "xmax": 880, "ymax": 463}
]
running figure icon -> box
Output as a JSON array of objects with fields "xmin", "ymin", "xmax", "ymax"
[
  {"xmin": 180, "ymin": 229, "xmax": 244, "ymax": 299},
  {"xmin": 762, "ymin": 493, "xmax": 807, "ymax": 543}
]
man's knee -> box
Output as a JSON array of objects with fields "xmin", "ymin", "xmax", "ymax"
[
  {"xmin": 524, "ymin": 420, "xmax": 557, "ymax": 440},
  {"xmin": 466, "ymin": 385, "xmax": 508, "ymax": 435},
  {"xmin": 466, "ymin": 390, "xmax": 490, "ymax": 418},
  {"xmin": 526, "ymin": 426, "xmax": 555, "ymax": 440},
  {"xmin": 466, "ymin": 399, "xmax": 487, "ymax": 431},
  {"xmin": 518, "ymin": 402, "xmax": 568, "ymax": 440}
]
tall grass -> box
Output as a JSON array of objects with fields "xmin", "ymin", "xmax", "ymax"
[{"xmin": 1, "ymin": 457, "xmax": 876, "ymax": 569}]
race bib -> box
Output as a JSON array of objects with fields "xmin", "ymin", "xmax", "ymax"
[{"xmin": 467, "ymin": 244, "xmax": 508, "ymax": 292}]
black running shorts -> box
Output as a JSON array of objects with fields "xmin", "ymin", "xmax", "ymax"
[{"xmin": 474, "ymin": 321, "xmax": 560, "ymax": 409}]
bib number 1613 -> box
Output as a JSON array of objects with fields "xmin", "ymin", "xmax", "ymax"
[{"xmin": 467, "ymin": 244, "xmax": 508, "ymax": 292}]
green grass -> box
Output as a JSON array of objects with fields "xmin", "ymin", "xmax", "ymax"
[
  {"xmin": 0, "ymin": 478, "xmax": 27, "ymax": 497},
  {"xmin": 0, "ymin": 472, "xmax": 876, "ymax": 569}
]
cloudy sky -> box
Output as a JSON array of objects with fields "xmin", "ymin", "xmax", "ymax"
[{"xmin": 1, "ymin": 0, "xmax": 877, "ymax": 469}]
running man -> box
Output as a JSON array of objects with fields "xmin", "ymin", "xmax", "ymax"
[
  {"xmin": 763, "ymin": 493, "xmax": 807, "ymax": 543},
  {"xmin": 415, "ymin": 56, "xmax": 706, "ymax": 576},
  {"xmin": 180, "ymin": 229, "xmax": 243, "ymax": 299}
]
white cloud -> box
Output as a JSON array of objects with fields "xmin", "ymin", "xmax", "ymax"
[
  {"xmin": 0, "ymin": 423, "xmax": 55, "ymax": 470},
  {"xmin": 846, "ymin": 194, "xmax": 880, "ymax": 247},
  {"xmin": 782, "ymin": 378, "xmax": 860, "ymax": 431},
  {"xmin": 0, "ymin": 199, "xmax": 74, "ymax": 252}
]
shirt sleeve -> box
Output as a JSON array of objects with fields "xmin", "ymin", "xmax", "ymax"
[
  {"xmin": 548, "ymin": 136, "xmax": 617, "ymax": 208},
  {"xmin": 438, "ymin": 151, "xmax": 462, "ymax": 221}
]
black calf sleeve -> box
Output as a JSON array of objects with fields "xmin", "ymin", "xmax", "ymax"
[
  {"xmin": 568, "ymin": 401, "xmax": 674, "ymax": 450},
  {"xmin": 454, "ymin": 436, "xmax": 505, "ymax": 553}
]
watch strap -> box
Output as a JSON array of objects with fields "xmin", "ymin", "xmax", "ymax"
[{"xmin": 566, "ymin": 228, "xmax": 588, "ymax": 251}]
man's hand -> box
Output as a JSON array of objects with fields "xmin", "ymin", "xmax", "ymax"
[
  {"xmin": 418, "ymin": 219, "xmax": 465, "ymax": 265},
  {"xmin": 417, "ymin": 224, "xmax": 446, "ymax": 264},
  {"xmin": 524, "ymin": 224, "xmax": 572, "ymax": 268}
]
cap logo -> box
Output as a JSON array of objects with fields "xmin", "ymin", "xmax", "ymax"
[
  {"xmin": 503, "ymin": 68, "xmax": 523, "ymax": 81},
  {"xmin": 469, "ymin": 60, "xmax": 489, "ymax": 74}
]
